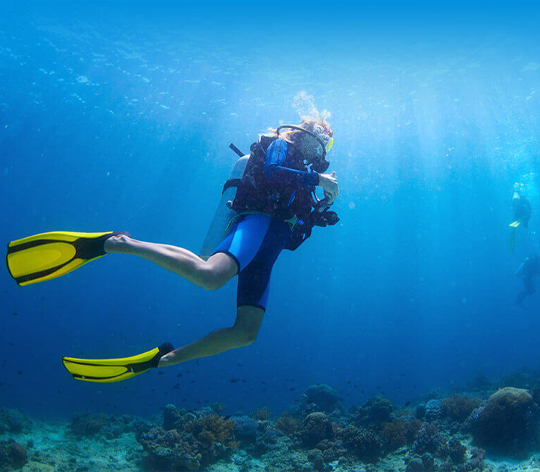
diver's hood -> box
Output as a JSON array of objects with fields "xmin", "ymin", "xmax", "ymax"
[{"xmin": 276, "ymin": 125, "xmax": 330, "ymax": 173}]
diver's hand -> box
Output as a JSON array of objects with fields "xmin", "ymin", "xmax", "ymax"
[{"xmin": 318, "ymin": 171, "xmax": 339, "ymax": 205}]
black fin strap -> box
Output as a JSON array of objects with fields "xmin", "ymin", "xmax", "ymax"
[{"xmin": 130, "ymin": 342, "xmax": 174, "ymax": 373}]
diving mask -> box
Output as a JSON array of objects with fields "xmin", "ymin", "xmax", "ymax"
[
  {"xmin": 313, "ymin": 124, "xmax": 334, "ymax": 153},
  {"xmin": 276, "ymin": 124, "xmax": 333, "ymax": 173}
]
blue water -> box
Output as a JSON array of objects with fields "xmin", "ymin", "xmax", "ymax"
[{"xmin": 1, "ymin": 1, "xmax": 540, "ymax": 419}]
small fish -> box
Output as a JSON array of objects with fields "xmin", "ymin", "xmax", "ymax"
[
  {"xmin": 173, "ymin": 384, "xmax": 180, "ymax": 390},
  {"xmin": 230, "ymin": 379, "xmax": 239, "ymax": 383},
  {"xmin": 177, "ymin": 373, "xmax": 182, "ymax": 378},
  {"xmin": 12, "ymin": 312, "xmax": 17, "ymax": 316},
  {"xmin": 405, "ymin": 401, "xmax": 411, "ymax": 407},
  {"xmin": 237, "ymin": 363, "xmax": 243, "ymax": 367},
  {"xmin": 17, "ymin": 371, "xmax": 22, "ymax": 375},
  {"xmin": 157, "ymin": 372, "xmax": 164, "ymax": 375},
  {"xmin": 289, "ymin": 388, "xmax": 295, "ymax": 391}
]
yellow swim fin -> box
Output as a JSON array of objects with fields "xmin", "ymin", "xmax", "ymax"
[
  {"xmin": 509, "ymin": 220, "xmax": 522, "ymax": 228},
  {"xmin": 62, "ymin": 343, "xmax": 174, "ymax": 383},
  {"xmin": 6, "ymin": 230, "xmax": 129, "ymax": 286}
]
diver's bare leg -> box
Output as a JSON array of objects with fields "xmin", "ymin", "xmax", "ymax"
[
  {"xmin": 105, "ymin": 235, "xmax": 237, "ymax": 290},
  {"xmin": 158, "ymin": 306, "xmax": 264, "ymax": 366}
]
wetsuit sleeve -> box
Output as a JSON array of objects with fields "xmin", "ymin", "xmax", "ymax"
[{"xmin": 264, "ymin": 139, "xmax": 319, "ymax": 188}]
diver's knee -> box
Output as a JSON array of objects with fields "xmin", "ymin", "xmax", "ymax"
[
  {"xmin": 197, "ymin": 268, "xmax": 227, "ymax": 291},
  {"xmin": 236, "ymin": 329, "xmax": 258, "ymax": 347}
]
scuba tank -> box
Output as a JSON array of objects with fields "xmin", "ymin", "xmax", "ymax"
[{"xmin": 199, "ymin": 144, "xmax": 248, "ymax": 260}]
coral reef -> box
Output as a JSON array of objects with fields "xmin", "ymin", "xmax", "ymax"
[
  {"xmin": 0, "ymin": 439, "xmax": 27, "ymax": 470},
  {"xmin": 5, "ymin": 378, "xmax": 540, "ymax": 471},
  {"xmin": 140, "ymin": 427, "xmax": 204, "ymax": 471},
  {"xmin": 302, "ymin": 384, "xmax": 341, "ymax": 413},
  {"xmin": 296, "ymin": 412, "xmax": 334, "ymax": 447},
  {"xmin": 440, "ymin": 394, "xmax": 481, "ymax": 422},
  {"xmin": 469, "ymin": 386, "xmax": 539, "ymax": 456},
  {"xmin": 353, "ymin": 395, "xmax": 394, "ymax": 428},
  {"xmin": 0, "ymin": 409, "xmax": 28, "ymax": 434},
  {"xmin": 71, "ymin": 412, "xmax": 109, "ymax": 436},
  {"xmin": 139, "ymin": 411, "xmax": 238, "ymax": 470},
  {"xmin": 380, "ymin": 418, "xmax": 422, "ymax": 452},
  {"xmin": 275, "ymin": 411, "xmax": 300, "ymax": 435},
  {"xmin": 252, "ymin": 406, "xmax": 272, "ymax": 421},
  {"xmin": 339, "ymin": 426, "xmax": 382, "ymax": 464}
]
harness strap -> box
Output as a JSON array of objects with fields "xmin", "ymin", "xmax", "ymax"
[
  {"xmin": 222, "ymin": 178, "xmax": 242, "ymax": 194},
  {"xmin": 223, "ymin": 211, "xmax": 303, "ymax": 235}
]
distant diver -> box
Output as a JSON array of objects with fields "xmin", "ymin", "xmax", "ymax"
[
  {"xmin": 508, "ymin": 182, "xmax": 532, "ymax": 251},
  {"xmin": 6, "ymin": 118, "xmax": 340, "ymax": 383},
  {"xmin": 516, "ymin": 254, "xmax": 539, "ymax": 306},
  {"xmin": 511, "ymin": 182, "xmax": 532, "ymax": 228}
]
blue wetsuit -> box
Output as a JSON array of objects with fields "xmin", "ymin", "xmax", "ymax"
[{"xmin": 213, "ymin": 139, "xmax": 318, "ymax": 311}]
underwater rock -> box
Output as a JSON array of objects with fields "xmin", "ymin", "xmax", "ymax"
[
  {"xmin": 406, "ymin": 457, "xmax": 425, "ymax": 472},
  {"xmin": 302, "ymin": 384, "xmax": 341, "ymax": 413},
  {"xmin": 0, "ymin": 439, "xmax": 27, "ymax": 469},
  {"xmin": 71, "ymin": 412, "xmax": 109, "ymax": 436},
  {"xmin": 297, "ymin": 412, "xmax": 334, "ymax": 447},
  {"xmin": 421, "ymin": 452, "xmax": 434, "ymax": 470},
  {"xmin": 470, "ymin": 387, "xmax": 538, "ymax": 455}
]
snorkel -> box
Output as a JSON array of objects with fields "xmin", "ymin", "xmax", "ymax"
[{"xmin": 276, "ymin": 125, "xmax": 331, "ymax": 173}]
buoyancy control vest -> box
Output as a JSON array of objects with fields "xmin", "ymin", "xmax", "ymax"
[{"xmin": 231, "ymin": 135, "xmax": 315, "ymax": 225}]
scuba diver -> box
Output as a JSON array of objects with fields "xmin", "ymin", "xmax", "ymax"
[
  {"xmin": 511, "ymin": 182, "xmax": 532, "ymax": 228},
  {"xmin": 516, "ymin": 254, "xmax": 539, "ymax": 306},
  {"xmin": 508, "ymin": 182, "xmax": 533, "ymax": 251},
  {"xmin": 6, "ymin": 118, "xmax": 340, "ymax": 383}
]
